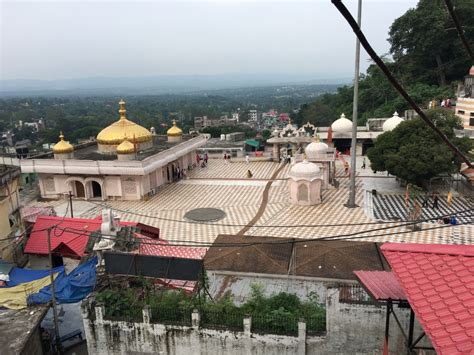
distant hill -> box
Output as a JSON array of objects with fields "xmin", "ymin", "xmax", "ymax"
[{"xmin": 0, "ymin": 74, "xmax": 351, "ymax": 97}]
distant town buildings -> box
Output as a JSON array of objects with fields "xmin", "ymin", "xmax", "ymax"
[
  {"xmin": 194, "ymin": 115, "xmax": 239, "ymax": 130},
  {"xmin": 248, "ymin": 110, "xmax": 258, "ymax": 123}
]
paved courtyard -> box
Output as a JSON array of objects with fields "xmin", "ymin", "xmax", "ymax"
[{"xmin": 28, "ymin": 158, "xmax": 474, "ymax": 246}]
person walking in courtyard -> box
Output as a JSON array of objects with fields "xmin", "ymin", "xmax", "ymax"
[
  {"xmin": 245, "ymin": 154, "xmax": 250, "ymax": 164},
  {"xmin": 433, "ymin": 194, "xmax": 439, "ymax": 209},
  {"xmin": 196, "ymin": 153, "xmax": 201, "ymax": 166},
  {"xmin": 361, "ymin": 158, "xmax": 366, "ymax": 169},
  {"xmin": 247, "ymin": 170, "xmax": 253, "ymax": 178},
  {"xmin": 344, "ymin": 161, "xmax": 349, "ymax": 175},
  {"xmin": 422, "ymin": 193, "xmax": 429, "ymax": 208},
  {"xmin": 224, "ymin": 153, "xmax": 227, "ymax": 163},
  {"xmin": 204, "ymin": 152, "xmax": 208, "ymax": 165}
]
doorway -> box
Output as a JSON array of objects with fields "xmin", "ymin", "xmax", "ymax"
[
  {"xmin": 91, "ymin": 181, "xmax": 102, "ymax": 198},
  {"xmin": 75, "ymin": 181, "xmax": 85, "ymax": 198}
]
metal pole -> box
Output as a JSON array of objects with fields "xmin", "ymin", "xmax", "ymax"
[
  {"xmin": 407, "ymin": 309, "xmax": 415, "ymax": 354},
  {"xmin": 69, "ymin": 191, "xmax": 73, "ymax": 218},
  {"xmin": 47, "ymin": 228, "xmax": 63, "ymax": 353},
  {"xmin": 384, "ymin": 301, "xmax": 392, "ymax": 354},
  {"xmin": 346, "ymin": 0, "xmax": 362, "ymax": 208}
]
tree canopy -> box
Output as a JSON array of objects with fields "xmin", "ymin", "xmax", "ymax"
[
  {"xmin": 294, "ymin": 0, "xmax": 473, "ymax": 127},
  {"xmin": 366, "ymin": 109, "xmax": 473, "ymax": 186},
  {"xmin": 388, "ymin": 0, "xmax": 474, "ymax": 86}
]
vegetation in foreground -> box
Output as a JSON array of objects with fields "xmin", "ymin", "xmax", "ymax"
[{"xmin": 96, "ymin": 281, "xmax": 326, "ymax": 335}]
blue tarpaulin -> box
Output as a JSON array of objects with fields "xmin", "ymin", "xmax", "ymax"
[
  {"xmin": 28, "ymin": 257, "xmax": 97, "ymax": 304},
  {"xmin": 2, "ymin": 265, "xmax": 65, "ymax": 287}
]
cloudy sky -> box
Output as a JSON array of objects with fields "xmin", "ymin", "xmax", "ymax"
[{"xmin": 1, "ymin": 0, "xmax": 418, "ymax": 81}]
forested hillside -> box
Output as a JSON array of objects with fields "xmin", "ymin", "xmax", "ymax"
[{"xmin": 294, "ymin": 0, "xmax": 474, "ymax": 127}]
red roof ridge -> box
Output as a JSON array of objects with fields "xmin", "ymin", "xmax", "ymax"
[
  {"xmin": 381, "ymin": 243, "xmax": 474, "ymax": 257},
  {"xmin": 36, "ymin": 215, "xmax": 102, "ymax": 224}
]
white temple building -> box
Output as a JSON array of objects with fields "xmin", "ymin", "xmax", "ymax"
[
  {"xmin": 288, "ymin": 159, "xmax": 323, "ymax": 205},
  {"xmin": 20, "ymin": 100, "xmax": 207, "ymax": 201}
]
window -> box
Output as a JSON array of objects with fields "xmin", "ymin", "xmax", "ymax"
[
  {"xmin": 457, "ymin": 110, "xmax": 465, "ymax": 115},
  {"xmin": 470, "ymin": 117, "xmax": 474, "ymax": 126}
]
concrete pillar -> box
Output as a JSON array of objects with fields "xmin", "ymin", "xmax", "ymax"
[
  {"xmin": 297, "ymin": 320, "xmax": 307, "ymax": 355},
  {"xmin": 95, "ymin": 304, "xmax": 105, "ymax": 322},
  {"xmin": 272, "ymin": 143, "xmax": 280, "ymax": 162},
  {"xmin": 143, "ymin": 305, "xmax": 151, "ymax": 324},
  {"xmin": 192, "ymin": 308, "xmax": 200, "ymax": 329},
  {"xmin": 243, "ymin": 316, "xmax": 252, "ymax": 336}
]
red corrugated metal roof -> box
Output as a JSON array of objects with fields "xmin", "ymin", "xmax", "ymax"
[
  {"xmin": 354, "ymin": 271, "xmax": 406, "ymax": 301},
  {"xmin": 136, "ymin": 234, "xmax": 207, "ymax": 260},
  {"xmin": 24, "ymin": 216, "xmax": 101, "ymax": 258},
  {"xmin": 133, "ymin": 235, "xmax": 206, "ymax": 293},
  {"xmin": 381, "ymin": 243, "xmax": 474, "ymax": 355},
  {"xmin": 25, "ymin": 216, "xmax": 140, "ymax": 258}
]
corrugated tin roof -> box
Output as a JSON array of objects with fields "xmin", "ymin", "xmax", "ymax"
[
  {"xmin": 24, "ymin": 216, "xmax": 101, "ymax": 258},
  {"xmin": 381, "ymin": 243, "xmax": 474, "ymax": 354},
  {"xmin": 136, "ymin": 234, "xmax": 207, "ymax": 260},
  {"xmin": 25, "ymin": 216, "xmax": 139, "ymax": 258},
  {"xmin": 205, "ymin": 235, "xmax": 389, "ymax": 280},
  {"xmin": 354, "ymin": 271, "xmax": 406, "ymax": 301}
]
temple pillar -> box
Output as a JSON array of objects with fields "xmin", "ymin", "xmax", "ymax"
[{"xmin": 272, "ymin": 143, "xmax": 280, "ymax": 162}]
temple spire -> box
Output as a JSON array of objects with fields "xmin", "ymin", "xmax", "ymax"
[{"xmin": 118, "ymin": 99, "xmax": 126, "ymax": 120}]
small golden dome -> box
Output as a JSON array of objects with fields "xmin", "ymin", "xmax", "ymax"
[
  {"xmin": 116, "ymin": 138, "xmax": 135, "ymax": 154},
  {"xmin": 96, "ymin": 100, "xmax": 152, "ymax": 145},
  {"xmin": 52, "ymin": 132, "xmax": 74, "ymax": 154},
  {"xmin": 167, "ymin": 120, "xmax": 183, "ymax": 137}
]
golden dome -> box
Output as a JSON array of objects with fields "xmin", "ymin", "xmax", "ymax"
[
  {"xmin": 52, "ymin": 132, "xmax": 74, "ymax": 154},
  {"xmin": 96, "ymin": 100, "xmax": 152, "ymax": 145},
  {"xmin": 167, "ymin": 120, "xmax": 183, "ymax": 137},
  {"xmin": 116, "ymin": 138, "xmax": 135, "ymax": 154}
]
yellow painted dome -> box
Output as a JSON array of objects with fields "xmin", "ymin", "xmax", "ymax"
[
  {"xmin": 167, "ymin": 120, "xmax": 183, "ymax": 137},
  {"xmin": 96, "ymin": 100, "xmax": 152, "ymax": 145},
  {"xmin": 52, "ymin": 132, "xmax": 74, "ymax": 154},
  {"xmin": 116, "ymin": 138, "xmax": 135, "ymax": 154}
]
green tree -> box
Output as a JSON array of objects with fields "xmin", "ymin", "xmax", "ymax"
[
  {"xmin": 367, "ymin": 109, "xmax": 473, "ymax": 186},
  {"xmin": 388, "ymin": 0, "xmax": 474, "ymax": 86}
]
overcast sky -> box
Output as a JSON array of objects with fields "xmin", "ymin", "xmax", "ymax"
[{"xmin": 1, "ymin": 0, "xmax": 418, "ymax": 81}]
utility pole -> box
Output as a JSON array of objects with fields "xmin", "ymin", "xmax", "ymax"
[
  {"xmin": 47, "ymin": 228, "xmax": 63, "ymax": 354},
  {"xmin": 346, "ymin": 0, "xmax": 362, "ymax": 208},
  {"xmin": 68, "ymin": 191, "xmax": 73, "ymax": 218}
]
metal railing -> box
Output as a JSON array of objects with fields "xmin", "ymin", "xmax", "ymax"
[
  {"xmin": 103, "ymin": 304, "xmax": 143, "ymax": 322},
  {"xmin": 252, "ymin": 314, "xmax": 299, "ymax": 336},
  {"xmin": 200, "ymin": 309, "xmax": 245, "ymax": 331},
  {"xmin": 150, "ymin": 306, "xmax": 192, "ymax": 325},
  {"xmin": 100, "ymin": 304, "xmax": 326, "ymax": 335}
]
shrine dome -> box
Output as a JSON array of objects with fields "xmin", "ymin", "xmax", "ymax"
[
  {"xmin": 382, "ymin": 112, "xmax": 404, "ymax": 132},
  {"xmin": 331, "ymin": 113, "xmax": 352, "ymax": 132},
  {"xmin": 96, "ymin": 100, "xmax": 152, "ymax": 146},
  {"xmin": 288, "ymin": 159, "xmax": 322, "ymax": 182},
  {"xmin": 305, "ymin": 137, "xmax": 328, "ymax": 159},
  {"xmin": 52, "ymin": 132, "xmax": 74, "ymax": 154},
  {"xmin": 167, "ymin": 120, "xmax": 183, "ymax": 137},
  {"xmin": 116, "ymin": 138, "xmax": 135, "ymax": 155}
]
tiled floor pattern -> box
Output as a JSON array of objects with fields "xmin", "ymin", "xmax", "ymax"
[
  {"xmin": 27, "ymin": 159, "xmax": 473, "ymax": 246},
  {"xmin": 187, "ymin": 160, "xmax": 282, "ymax": 180},
  {"xmin": 373, "ymin": 193, "xmax": 473, "ymax": 225}
]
